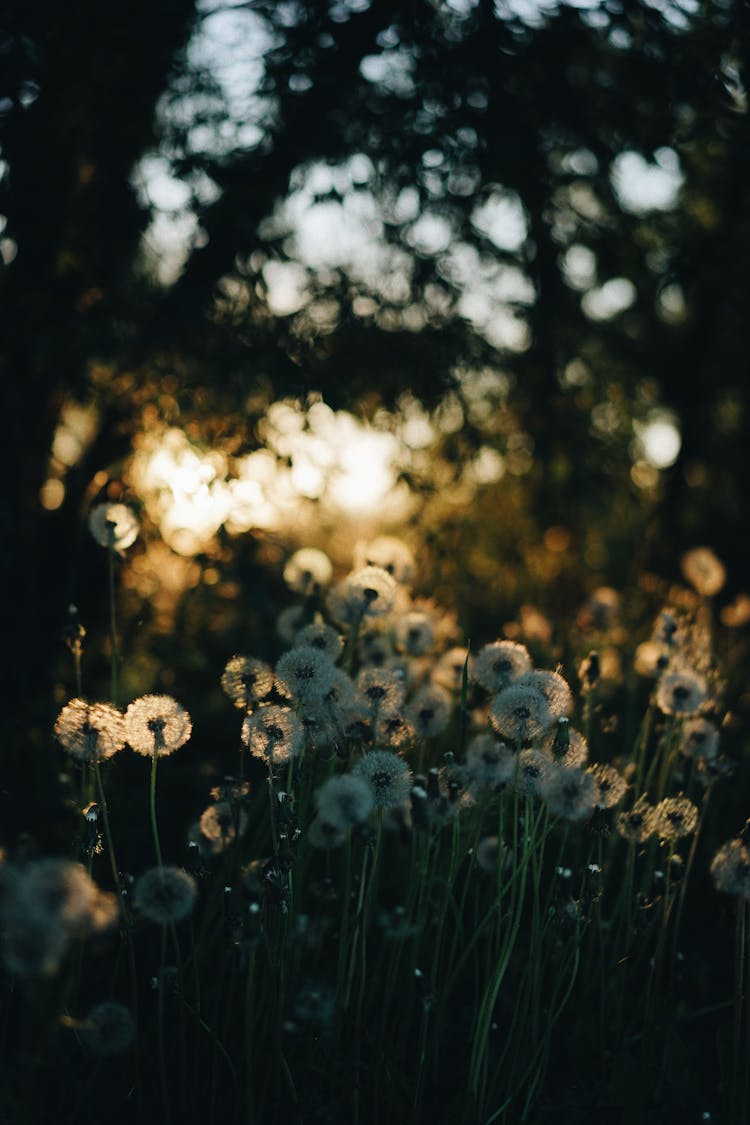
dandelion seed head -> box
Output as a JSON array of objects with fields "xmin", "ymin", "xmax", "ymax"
[
  {"xmin": 515, "ymin": 749, "xmax": 551, "ymax": 800},
  {"xmin": 465, "ymin": 734, "xmax": 516, "ymax": 793},
  {"xmin": 406, "ymin": 684, "xmax": 452, "ymax": 738},
  {"xmin": 472, "ymin": 641, "xmax": 531, "ymax": 694},
  {"xmin": 88, "ymin": 503, "xmax": 139, "ymax": 551},
  {"xmin": 588, "ymin": 763, "xmax": 628, "ymax": 809},
  {"xmin": 328, "ymin": 566, "xmax": 397, "ymax": 625},
  {"xmin": 199, "ymin": 801, "xmax": 248, "ymax": 846},
  {"xmin": 516, "ymin": 670, "xmax": 573, "ymax": 719},
  {"xmin": 355, "ymin": 536, "xmax": 415, "ymax": 585},
  {"xmin": 653, "ymin": 796, "xmax": 699, "ymax": 839},
  {"xmin": 681, "ymin": 546, "xmax": 726, "ymax": 598},
  {"xmin": 276, "ymin": 646, "xmax": 337, "ymax": 704},
  {"xmin": 134, "ymin": 866, "xmax": 197, "ymax": 924},
  {"xmin": 283, "ymin": 548, "xmax": 333, "ymax": 593},
  {"xmin": 680, "ymin": 717, "xmax": 720, "ymax": 761},
  {"xmin": 294, "ymin": 622, "xmax": 343, "ymax": 662},
  {"xmin": 242, "ymin": 705, "xmax": 304, "ymax": 767},
  {"xmin": 54, "ymin": 699, "xmax": 125, "ymax": 762},
  {"xmin": 307, "ymin": 816, "xmax": 347, "ymax": 849},
  {"xmin": 490, "ymin": 685, "xmax": 552, "ymax": 745},
  {"xmin": 617, "ymin": 797, "xmax": 656, "ymax": 843},
  {"xmin": 314, "ymin": 774, "xmax": 375, "ymax": 830},
  {"xmin": 541, "ymin": 766, "xmax": 599, "ymax": 822},
  {"xmin": 656, "ymin": 669, "xmax": 708, "ymax": 716},
  {"xmin": 221, "ymin": 656, "xmax": 274, "ymax": 709},
  {"xmin": 395, "ymin": 612, "xmax": 435, "ymax": 656},
  {"xmin": 357, "ymin": 668, "xmax": 406, "ymax": 715},
  {"xmin": 22, "ymin": 859, "xmax": 98, "ymax": 930},
  {"xmin": 432, "ymin": 647, "xmax": 473, "ymax": 692},
  {"xmin": 540, "ymin": 725, "xmax": 589, "ymax": 768},
  {"xmin": 353, "ymin": 750, "xmax": 412, "ymax": 809},
  {"xmin": 124, "ymin": 695, "xmax": 192, "ymax": 757},
  {"xmin": 357, "ymin": 628, "xmax": 394, "ymax": 669},
  {"xmin": 711, "ymin": 839, "xmax": 750, "ymax": 899},
  {"xmin": 374, "ymin": 710, "xmax": 415, "ymax": 749}
]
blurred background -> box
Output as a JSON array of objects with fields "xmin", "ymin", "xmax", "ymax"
[{"xmin": 2, "ymin": 0, "xmax": 749, "ymax": 773}]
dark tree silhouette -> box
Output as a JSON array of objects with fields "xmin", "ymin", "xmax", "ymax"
[{"xmin": 2, "ymin": 0, "xmax": 749, "ymax": 748}]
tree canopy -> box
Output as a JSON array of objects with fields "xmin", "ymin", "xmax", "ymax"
[{"xmin": 2, "ymin": 0, "xmax": 749, "ymax": 729}]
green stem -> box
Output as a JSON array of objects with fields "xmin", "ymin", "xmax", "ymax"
[
  {"xmin": 108, "ymin": 546, "xmax": 119, "ymax": 705},
  {"xmin": 150, "ymin": 751, "xmax": 164, "ymax": 867}
]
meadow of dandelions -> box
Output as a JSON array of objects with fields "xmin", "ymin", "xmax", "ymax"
[{"xmin": 2, "ymin": 510, "xmax": 750, "ymax": 1124}]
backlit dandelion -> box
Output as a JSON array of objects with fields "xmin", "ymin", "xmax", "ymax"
[
  {"xmin": 328, "ymin": 566, "xmax": 397, "ymax": 625},
  {"xmin": 356, "ymin": 536, "xmax": 415, "ymax": 584},
  {"xmin": 199, "ymin": 801, "xmax": 248, "ymax": 847},
  {"xmin": 283, "ymin": 547, "xmax": 333, "ymax": 593},
  {"xmin": 710, "ymin": 839, "xmax": 750, "ymax": 898},
  {"xmin": 541, "ymin": 766, "xmax": 599, "ymax": 822},
  {"xmin": 681, "ymin": 546, "xmax": 726, "ymax": 597},
  {"xmin": 491, "ymin": 684, "xmax": 552, "ymax": 745},
  {"xmin": 540, "ymin": 725, "xmax": 589, "ymax": 768},
  {"xmin": 472, "ymin": 641, "xmax": 531, "ymax": 694},
  {"xmin": 88, "ymin": 502, "xmax": 139, "ymax": 551},
  {"xmin": 653, "ymin": 796, "xmax": 699, "ymax": 839},
  {"xmin": 680, "ymin": 717, "xmax": 719, "ymax": 760},
  {"xmin": 353, "ymin": 750, "xmax": 412, "ymax": 810},
  {"xmin": 588, "ymin": 763, "xmax": 628, "ymax": 809},
  {"xmin": 242, "ymin": 705, "xmax": 304, "ymax": 766},
  {"xmin": 295, "ymin": 622, "xmax": 343, "ymax": 662},
  {"xmin": 656, "ymin": 670, "xmax": 708, "ymax": 716},
  {"xmin": 374, "ymin": 711, "xmax": 415, "ymax": 749},
  {"xmin": 134, "ymin": 866, "xmax": 197, "ymax": 924},
  {"xmin": 54, "ymin": 699, "xmax": 125, "ymax": 762},
  {"xmin": 125, "ymin": 695, "xmax": 192, "ymax": 757},
  {"xmin": 357, "ymin": 668, "xmax": 406, "ymax": 716},
  {"xmin": 517, "ymin": 670, "xmax": 573, "ymax": 718},
  {"xmin": 221, "ymin": 656, "xmax": 275, "ymax": 710},
  {"xmin": 617, "ymin": 797, "xmax": 656, "ymax": 843},
  {"xmin": 276, "ymin": 646, "xmax": 337, "ymax": 704}
]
